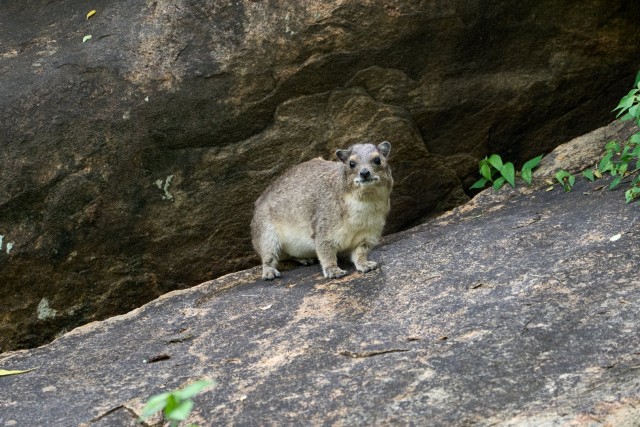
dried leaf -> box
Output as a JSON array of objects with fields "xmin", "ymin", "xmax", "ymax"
[
  {"xmin": 86, "ymin": 10, "xmax": 96, "ymax": 20},
  {"xmin": 610, "ymin": 233, "xmax": 622, "ymax": 242},
  {"xmin": 545, "ymin": 186, "xmax": 554, "ymax": 192},
  {"xmin": 0, "ymin": 368, "xmax": 36, "ymax": 376},
  {"xmin": 260, "ymin": 304, "xmax": 272, "ymax": 310}
]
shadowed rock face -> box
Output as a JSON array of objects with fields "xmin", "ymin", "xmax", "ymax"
[
  {"xmin": 2, "ymin": 0, "xmax": 640, "ymax": 352},
  {"xmin": 1, "ymin": 123, "xmax": 640, "ymax": 425}
]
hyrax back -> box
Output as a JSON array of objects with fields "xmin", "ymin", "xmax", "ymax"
[{"xmin": 251, "ymin": 141, "xmax": 393, "ymax": 280}]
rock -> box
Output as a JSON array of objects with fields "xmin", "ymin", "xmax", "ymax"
[
  {"xmin": 1, "ymin": 123, "xmax": 640, "ymax": 425},
  {"xmin": 536, "ymin": 120, "xmax": 639, "ymax": 177},
  {"xmin": 2, "ymin": 0, "xmax": 640, "ymax": 352}
]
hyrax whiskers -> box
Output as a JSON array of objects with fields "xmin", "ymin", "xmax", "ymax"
[{"xmin": 251, "ymin": 141, "xmax": 393, "ymax": 280}]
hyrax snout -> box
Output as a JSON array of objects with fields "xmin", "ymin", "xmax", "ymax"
[{"xmin": 251, "ymin": 141, "xmax": 393, "ymax": 280}]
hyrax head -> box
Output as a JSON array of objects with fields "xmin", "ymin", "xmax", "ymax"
[{"xmin": 336, "ymin": 141, "xmax": 392, "ymax": 189}]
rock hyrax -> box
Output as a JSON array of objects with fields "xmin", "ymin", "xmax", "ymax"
[{"xmin": 251, "ymin": 141, "xmax": 393, "ymax": 280}]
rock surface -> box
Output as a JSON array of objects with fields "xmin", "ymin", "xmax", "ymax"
[
  {"xmin": 2, "ymin": 123, "xmax": 640, "ymax": 425},
  {"xmin": 2, "ymin": 0, "xmax": 640, "ymax": 352}
]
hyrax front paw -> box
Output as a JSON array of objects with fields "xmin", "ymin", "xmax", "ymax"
[
  {"xmin": 323, "ymin": 266, "xmax": 347, "ymax": 279},
  {"xmin": 262, "ymin": 266, "xmax": 282, "ymax": 280},
  {"xmin": 356, "ymin": 260, "xmax": 378, "ymax": 273}
]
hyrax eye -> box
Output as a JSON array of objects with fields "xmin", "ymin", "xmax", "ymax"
[
  {"xmin": 349, "ymin": 160, "xmax": 356, "ymax": 169},
  {"xmin": 373, "ymin": 156, "xmax": 381, "ymax": 165}
]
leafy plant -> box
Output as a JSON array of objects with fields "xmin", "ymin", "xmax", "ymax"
[
  {"xmin": 520, "ymin": 155, "xmax": 544, "ymax": 185},
  {"xmin": 578, "ymin": 72, "xmax": 640, "ymax": 202},
  {"xmin": 470, "ymin": 154, "xmax": 543, "ymax": 191},
  {"xmin": 554, "ymin": 170, "xmax": 575, "ymax": 192},
  {"xmin": 470, "ymin": 71, "xmax": 640, "ymax": 203},
  {"xmin": 139, "ymin": 380, "xmax": 214, "ymax": 427},
  {"xmin": 613, "ymin": 70, "xmax": 640, "ymax": 122}
]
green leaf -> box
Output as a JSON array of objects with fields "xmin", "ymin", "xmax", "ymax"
[
  {"xmin": 605, "ymin": 140, "xmax": 621, "ymax": 153},
  {"xmin": 501, "ymin": 162, "xmax": 516, "ymax": 187},
  {"xmin": 82, "ymin": 35, "xmax": 92, "ymax": 43},
  {"xmin": 635, "ymin": 70, "xmax": 640, "ymax": 86},
  {"xmin": 555, "ymin": 170, "xmax": 570, "ymax": 183},
  {"xmin": 614, "ymin": 94, "xmax": 635, "ymax": 115},
  {"xmin": 174, "ymin": 381, "xmax": 214, "ymax": 401},
  {"xmin": 164, "ymin": 394, "xmax": 179, "ymax": 415},
  {"xmin": 627, "ymin": 186, "xmax": 640, "ymax": 203},
  {"xmin": 630, "ymin": 104, "xmax": 640, "ymax": 119},
  {"xmin": 626, "ymin": 188, "xmax": 635, "ymax": 203},
  {"xmin": 619, "ymin": 112, "xmax": 635, "ymax": 122},
  {"xmin": 493, "ymin": 176, "xmax": 506, "ymax": 191},
  {"xmin": 488, "ymin": 154, "xmax": 504, "ymax": 171},
  {"xmin": 619, "ymin": 162, "xmax": 628, "ymax": 175},
  {"xmin": 630, "ymin": 133, "xmax": 640, "ymax": 144},
  {"xmin": 609, "ymin": 176, "xmax": 622, "ymax": 190},
  {"xmin": 598, "ymin": 151, "xmax": 614, "ymax": 173},
  {"xmin": 522, "ymin": 154, "xmax": 544, "ymax": 172},
  {"xmin": 479, "ymin": 161, "xmax": 492, "ymax": 181},
  {"xmin": 141, "ymin": 392, "xmax": 171, "ymax": 418},
  {"xmin": 470, "ymin": 178, "xmax": 488, "ymax": 190},
  {"xmin": 582, "ymin": 169, "xmax": 595, "ymax": 182},
  {"xmin": 521, "ymin": 168, "xmax": 533, "ymax": 185},
  {"xmin": 166, "ymin": 400, "xmax": 194, "ymax": 421},
  {"xmin": 621, "ymin": 144, "xmax": 632, "ymax": 160},
  {"xmin": 555, "ymin": 170, "xmax": 574, "ymax": 192}
]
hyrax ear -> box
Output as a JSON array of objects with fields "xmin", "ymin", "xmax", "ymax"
[
  {"xmin": 335, "ymin": 148, "xmax": 351, "ymax": 163},
  {"xmin": 378, "ymin": 141, "xmax": 391, "ymax": 158}
]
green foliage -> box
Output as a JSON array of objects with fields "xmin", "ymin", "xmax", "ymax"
[
  {"xmin": 613, "ymin": 70, "xmax": 640, "ymax": 121},
  {"xmin": 554, "ymin": 170, "xmax": 575, "ymax": 192},
  {"xmin": 579, "ymin": 72, "xmax": 640, "ymax": 203},
  {"xmin": 582, "ymin": 136, "xmax": 640, "ymax": 197},
  {"xmin": 470, "ymin": 154, "xmax": 543, "ymax": 191},
  {"xmin": 521, "ymin": 155, "xmax": 543, "ymax": 185},
  {"xmin": 582, "ymin": 169, "xmax": 595, "ymax": 182},
  {"xmin": 140, "ymin": 380, "xmax": 214, "ymax": 427},
  {"xmin": 470, "ymin": 71, "xmax": 640, "ymax": 203}
]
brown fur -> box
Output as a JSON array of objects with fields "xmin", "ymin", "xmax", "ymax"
[{"xmin": 251, "ymin": 142, "xmax": 393, "ymax": 280}]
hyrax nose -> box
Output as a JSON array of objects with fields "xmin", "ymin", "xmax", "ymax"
[{"xmin": 360, "ymin": 168, "xmax": 371, "ymax": 179}]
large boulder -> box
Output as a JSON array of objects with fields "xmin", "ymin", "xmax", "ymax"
[
  {"xmin": 1, "ymin": 0, "xmax": 640, "ymax": 351},
  {"xmin": 1, "ymin": 122, "xmax": 639, "ymax": 425}
]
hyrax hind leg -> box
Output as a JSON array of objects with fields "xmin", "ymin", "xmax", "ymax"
[{"xmin": 255, "ymin": 222, "xmax": 282, "ymax": 280}]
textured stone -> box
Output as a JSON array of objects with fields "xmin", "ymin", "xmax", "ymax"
[
  {"xmin": 1, "ymin": 127, "xmax": 640, "ymax": 425},
  {"xmin": 2, "ymin": 0, "xmax": 640, "ymax": 352},
  {"xmin": 536, "ymin": 120, "xmax": 639, "ymax": 177}
]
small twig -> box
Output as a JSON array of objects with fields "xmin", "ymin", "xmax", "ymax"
[{"xmin": 339, "ymin": 349, "xmax": 409, "ymax": 358}]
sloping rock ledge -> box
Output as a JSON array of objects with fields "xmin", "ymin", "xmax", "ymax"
[{"xmin": 1, "ymin": 123, "xmax": 639, "ymax": 425}]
